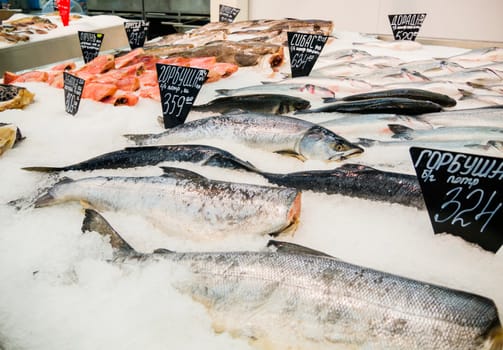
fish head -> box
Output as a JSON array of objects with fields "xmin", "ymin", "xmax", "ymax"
[
  {"xmin": 278, "ymin": 97, "xmax": 311, "ymax": 114},
  {"xmin": 298, "ymin": 126, "xmax": 364, "ymax": 161}
]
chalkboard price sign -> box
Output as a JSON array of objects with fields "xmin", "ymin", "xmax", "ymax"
[
  {"xmin": 78, "ymin": 31, "xmax": 104, "ymax": 64},
  {"xmin": 410, "ymin": 147, "xmax": 502, "ymax": 253},
  {"xmin": 124, "ymin": 21, "xmax": 149, "ymax": 49},
  {"xmin": 63, "ymin": 72, "xmax": 85, "ymax": 116},
  {"xmin": 388, "ymin": 13, "xmax": 427, "ymax": 41},
  {"xmin": 287, "ymin": 32, "xmax": 328, "ymax": 78},
  {"xmin": 219, "ymin": 4, "xmax": 240, "ymax": 23},
  {"xmin": 156, "ymin": 63, "xmax": 208, "ymax": 129}
]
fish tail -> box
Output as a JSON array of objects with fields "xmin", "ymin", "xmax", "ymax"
[
  {"xmin": 214, "ymin": 89, "xmax": 231, "ymax": 96},
  {"xmin": 388, "ymin": 124, "xmax": 414, "ymax": 140},
  {"xmin": 487, "ymin": 324, "xmax": 503, "ymax": 350},
  {"xmin": 123, "ymin": 133, "xmax": 154, "ymax": 145},
  {"xmin": 22, "ymin": 166, "xmax": 63, "ymax": 173},
  {"xmin": 33, "ymin": 177, "xmax": 73, "ymax": 208},
  {"xmin": 82, "ymin": 208, "xmax": 135, "ymax": 252}
]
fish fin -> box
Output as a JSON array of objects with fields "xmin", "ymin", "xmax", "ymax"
[
  {"xmin": 160, "ymin": 166, "xmax": 206, "ymax": 180},
  {"xmin": 123, "ymin": 133, "xmax": 155, "ymax": 145},
  {"xmin": 487, "ymin": 324, "xmax": 503, "ymax": 350},
  {"xmin": 322, "ymin": 97, "xmax": 338, "ymax": 103},
  {"xmin": 81, "ymin": 208, "xmax": 135, "ymax": 252},
  {"xmin": 79, "ymin": 200, "xmax": 95, "ymax": 210},
  {"xmin": 458, "ymin": 88, "xmax": 474, "ymax": 100},
  {"xmin": 267, "ymin": 240, "xmax": 335, "ymax": 258},
  {"xmin": 274, "ymin": 150, "xmax": 306, "ymax": 161},
  {"xmin": 214, "ymin": 89, "xmax": 232, "ymax": 96},
  {"xmin": 33, "ymin": 177, "xmax": 73, "ymax": 208},
  {"xmin": 355, "ymin": 138, "xmax": 378, "ymax": 147},
  {"xmin": 388, "ymin": 124, "xmax": 414, "ymax": 140},
  {"xmin": 152, "ymin": 248, "xmax": 174, "ymax": 254},
  {"xmin": 22, "ymin": 166, "xmax": 63, "ymax": 173},
  {"xmin": 466, "ymin": 81, "xmax": 488, "ymax": 90},
  {"xmin": 487, "ymin": 140, "xmax": 503, "ymax": 151},
  {"xmin": 203, "ymin": 153, "xmax": 261, "ymax": 173}
]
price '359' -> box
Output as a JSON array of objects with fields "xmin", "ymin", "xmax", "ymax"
[{"xmin": 162, "ymin": 93, "xmax": 187, "ymax": 118}]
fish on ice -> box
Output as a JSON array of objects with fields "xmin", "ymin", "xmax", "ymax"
[{"xmin": 81, "ymin": 208, "xmax": 503, "ymax": 350}]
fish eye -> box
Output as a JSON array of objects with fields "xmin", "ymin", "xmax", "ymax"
[{"xmin": 334, "ymin": 144, "xmax": 345, "ymax": 151}]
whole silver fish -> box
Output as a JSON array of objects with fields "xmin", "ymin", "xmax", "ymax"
[
  {"xmin": 459, "ymin": 89, "xmax": 503, "ymax": 106},
  {"xmin": 444, "ymin": 47, "xmax": 503, "ymax": 64},
  {"xmin": 355, "ymin": 68, "xmax": 431, "ymax": 85},
  {"xmin": 434, "ymin": 68, "xmax": 503, "ymax": 85},
  {"xmin": 389, "ymin": 124, "xmax": 503, "ymax": 142},
  {"xmin": 353, "ymin": 40, "xmax": 423, "ymax": 50},
  {"xmin": 311, "ymin": 62, "xmax": 376, "ymax": 78},
  {"xmin": 416, "ymin": 106, "xmax": 503, "ymax": 129},
  {"xmin": 33, "ymin": 168, "xmax": 301, "ymax": 239},
  {"xmin": 214, "ymin": 83, "xmax": 335, "ymax": 99},
  {"xmin": 319, "ymin": 48, "xmax": 371, "ymax": 62},
  {"xmin": 191, "ymin": 94, "xmax": 311, "ymax": 115},
  {"xmin": 356, "ymin": 138, "xmax": 503, "ymax": 152},
  {"xmin": 272, "ymin": 76, "xmax": 374, "ymax": 94},
  {"xmin": 383, "ymin": 81, "xmax": 474, "ymax": 99},
  {"xmin": 321, "ymin": 114, "xmax": 432, "ymax": 136},
  {"xmin": 398, "ymin": 59, "xmax": 465, "ymax": 74},
  {"xmin": 22, "ymin": 144, "xmax": 259, "ymax": 173},
  {"xmin": 83, "ymin": 209, "xmax": 503, "ymax": 350},
  {"xmin": 354, "ymin": 55, "xmax": 403, "ymax": 67},
  {"xmin": 261, "ymin": 163, "xmax": 425, "ymax": 209},
  {"xmin": 124, "ymin": 113, "xmax": 364, "ymax": 162}
]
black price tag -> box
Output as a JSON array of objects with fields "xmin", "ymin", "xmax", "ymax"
[
  {"xmin": 388, "ymin": 13, "xmax": 427, "ymax": 41},
  {"xmin": 124, "ymin": 21, "xmax": 149, "ymax": 49},
  {"xmin": 156, "ymin": 63, "xmax": 208, "ymax": 129},
  {"xmin": 63, "ymin": 72, "xmax": 85, "ymax": 116},
  {"xmin": 78, "ymin": 31, "xmax": 104, "ymax": 64},
  {"xmin": 410, "ymin": 147, "xmax": 502, "ymax": 253},
  {"xmin": 287, "ymin": 32, "xmax": 328, "ymax": 78},
  {"xmin": 219, "ymin": 4, "xmax": 240, "ymax": 23}
]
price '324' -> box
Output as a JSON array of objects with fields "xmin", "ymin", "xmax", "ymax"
[{"xmin": 434, "ymin": 187, "xmax": 501, "ymax": 233}]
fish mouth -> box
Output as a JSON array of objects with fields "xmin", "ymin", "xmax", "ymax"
[{"xmin": 329, "ymin": 147, "xmax": 364, "ymax": 161}]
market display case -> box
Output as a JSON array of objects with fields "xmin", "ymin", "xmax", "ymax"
[{"xmin": 0, "ymin": 2, "xmax": 502, "ymax": 349}]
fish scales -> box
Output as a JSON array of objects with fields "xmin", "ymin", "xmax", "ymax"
[
  {"xmin": 83, "ymin": 209, "xmax": 502, "ymax": 350},
  {"xmin": 148, "ymin": 249, "xmax": 500, "ymax": 349},
  {"xmin": 22, "ymin": 145, "xmax": 258, "ymax": 172},
  {"xmin": 35, "ymin": 175, "xmax": 301, "ymax": 238},
  {"xmin": 125, "ymin": 113, "xmax": 363, "ymax": 162},
  {"xmin": 262, "ymin": 164, "xmax": 425, "ymax": 209}
]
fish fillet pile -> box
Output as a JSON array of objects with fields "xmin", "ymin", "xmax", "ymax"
[
  {"xmin": 2, "ymin": 48, "xmax": 239, "ymax": 106},
  {"xmin": 0, "ymin": 16, "xmax": 58, "ymax": 44},
  {"xmin": 144, "ymin": 18, "xmax": 334, "ymax": 68}
]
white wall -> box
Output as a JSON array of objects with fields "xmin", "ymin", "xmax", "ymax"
[{"xmin": 211, "ymin": 0, "xmax": 503, "ymax": 43}]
